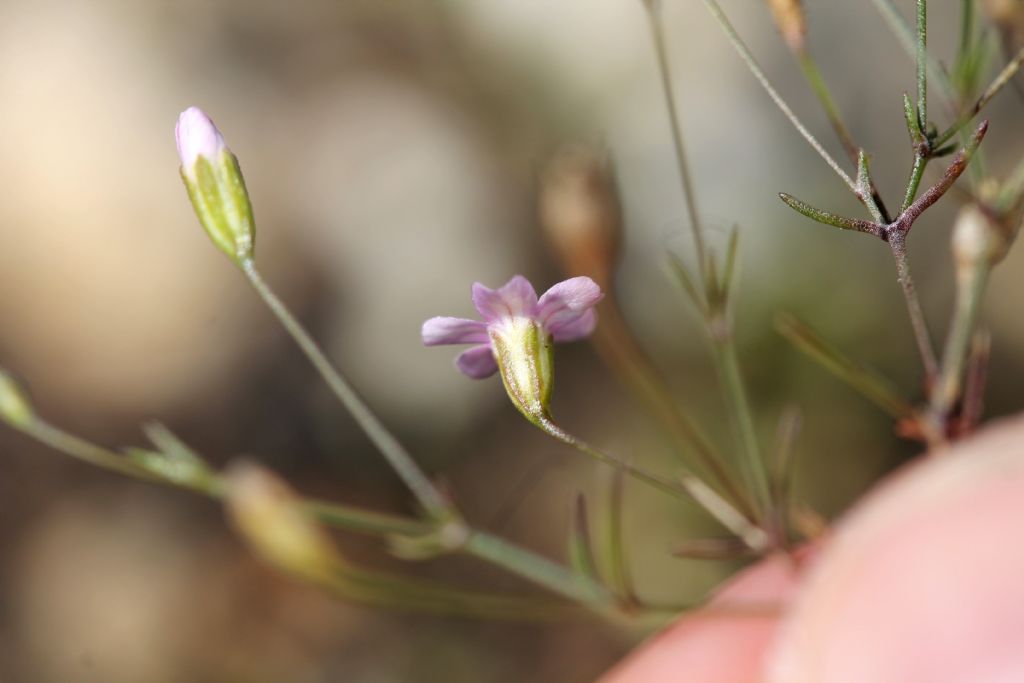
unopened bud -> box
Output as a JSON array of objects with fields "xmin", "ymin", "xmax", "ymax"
[
  {"xmin": 490, "ymin": 317, "xmax": 555, "ymax": 427},
  {"xmin": 952, "ymin": 204, "xmax": 1007, "ymax": 280},
  {"xmin": 223, "ymin": 461, "xmax": 340, "ymax": 581},
  {"xmin": 176, "ymin": 107, "xmax": 255, "ymax": 265},
  {"xmin": 0, "ymin": 369, "xmax": 33, "ymax": 428},
  {"xmin": 767, "ymin": 0, "xmax": 807, "ymax": 53},
  {"xmin": 983, "ymin": 0, "xmax": 1024, "ymax": 36},
  {"xmin": 539, "ymin": 147, "xmax": 621, "ymax": 289}
]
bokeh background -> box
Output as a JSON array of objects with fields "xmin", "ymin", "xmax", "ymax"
[{"xmin": 0, "ymin": 0, "xmax": 1022, "ymax": 681}]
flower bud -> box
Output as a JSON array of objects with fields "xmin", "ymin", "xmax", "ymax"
[
  {"xmin": 176, "ymin": 107, "xmax": 255, "ymax": 265},
  {"xmin": 539, "ymin": 147, "xmax": 621, "ymax": 290},
  {"xmin": 767, "ymin": 0, "xmax": 807, "ymax": 53},
  {"xmin": 488, "ymin": 317, "xmax": 555, "ymax": 427},
  {"xmin": 0, "ymin": 369, "xmax": 33, "ymax": 428},
  {"xmin": 223, "ymin": 461, "xmax": 341, "ymax": 581},
  {"xmin": 952, "ymin": 204, "xmax": 1006, "ymax": 281}
]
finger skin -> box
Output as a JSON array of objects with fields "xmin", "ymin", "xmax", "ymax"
[
  {"xmin": 599, "ymin": 551, "xmax": 808, "ymax": 683},
  {"xmin": 769, "ymin": 414, "xmax": 1024, "ymax": 683},
  {"xmin": 602, "ymin": 414, "xmax": 1024, "ymax": 683}
]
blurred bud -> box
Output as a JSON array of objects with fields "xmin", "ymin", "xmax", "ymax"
[
  {"xmin": 490, "ymin": 317, "xmax": 555, "ymax": 427},
  {"xmin": 0, "ymin": 369, "xmax": 33, "ymax": 428},
  {"xmin": 223, "ymin": 461, "xmax": 340, "ymax": 581},
  {"xmin": 539, "ymin": 147, "xmax": 621, "ymax": 290},
  {"xmin": 984, "ymin": 0, "xmax": 1024, "ymax": 91},
  {"xmin": 952, "ymin": 204, "xmax": 1012, "ymax": 281},
  {"xmin": 984, "ymin": 1, "xmax": 1024, "ymax": 50},
  {"xmin": 175, "ymin": 107, "xmax": 255, "ymax": 266},
  {"xmin": 767, "ymin": 0, "xmax": 807, "ymax": 53}
]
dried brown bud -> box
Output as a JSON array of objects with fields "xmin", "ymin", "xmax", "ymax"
[
  {"xmin": 767, "ymin": 0, "xmax": 807, "ymax": 53},
  {"xmin": 983, "ymin": 0, "xmax": 1024, "ymax": 27},
  {"xmin": 983, "ymin": 0, "xmax": 1024, "ymax": 88},
  {"xmin": 539, "ymin": 146, "xmax": 621, "ymax": 290}
]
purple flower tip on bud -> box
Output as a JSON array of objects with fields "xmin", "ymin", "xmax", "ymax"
[
  {"xmin": 175, "ymin": 106, "xmax": 255, "ymax": 265},
  {"xmin": 175, "ymin": 106, "xmax": 227, "ymax": 174}
]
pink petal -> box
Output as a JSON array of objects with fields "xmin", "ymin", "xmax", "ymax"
[
  {"xmin": 421, "ymin": 317, "xmax": 488, "ymax": 346},
  {"xmin": 455, "ymin": 344, "xmax": 498, "ymax": 378},
  {"xmin": 550, "ymin": 307, "xmax": 597, "ymax": 342},
  {"xmin": 537, "ymin": 276, "xmax": 603, "ymax": 339},
  {"xmin": 472, "ymin": 275, "xmax": 538, "ymax": 321},
  {"xmin": 175, "ymin": 106, "xmax": 226, "ymax": 168}
]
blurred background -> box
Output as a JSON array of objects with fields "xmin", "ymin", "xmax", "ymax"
[{"xmin": 0, "ymin": 0, "xmax": 1022, "ymax": 680}]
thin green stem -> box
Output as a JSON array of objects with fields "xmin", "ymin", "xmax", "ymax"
[
  {"xmin": 796, "ymin": 52, "xmax": 857, "ymax": 162},
  {"xmin": 934, "ymin": 46, "xmax": 1024, "ymax": 149},
  {"xmin": 928, "ymin": 262, "xmax": 991, "ymax": 441},
  {"xmin": 463, "ymin": 530, "xmax": 616, "ymax": 608},
  {"xmin": 870, "ymin": 0, "xmax": 955, "ymax": 111},
  {"xmin": 242, "ymin": 261, "xmax": 451, "ymax": 519},
  {"xmin": 701, "ymin": 0, "xmax": 857, "ymax": 194},
  {"xmin": 538, "ymin": 416, "xmax": 704, "ymax": 507},
  {"xmin": 889, "ymin": 234, "xmax": 940, "ymax": 383},
  {"xmin": 916, "ymin": 0, "xmax": 928, "ymax": 131},
  {"xmin": 958, "ymin": 0, "xmax": 974, "ymax": 61},
  {"xmin": 18, "ymin": 416, "xmax": 436, "ymax": 537},
  {"xmin": 606, "ymin": 470, "xmax": 635, "ymax": 604},
  {"xmin": 709, "ymin": 330, "xmax": 772, "ymax": 522},
  {"xmin": 769, "ymin": 406, "xmax": 801, "ymax": 547},
  {"xmin": 998, "ymin": 153, "xmax": 1024, "ymax": 208},
  {"xmin": 902, "ymin": 153, "xmax": 928, "ymax": 212},
  {"xmin": 26, "ymin": 419, "xmax": 161, "ymax": 481},
  {"xmin": 321, "ymin": 566, "xmax": 588, "ymax": 620},
  {"xmin": 775, "ymin": 313, "xmax": 916, "ymax": 420},
  {"xmin": 678, "ymin": 474, "xmax": 769, "ymax": 550},
  {"xmin": 300, "ymin": 500, "xmax": 435, "ymax": 537},
  {"xmin": 14, "ymin": 411, "xmax": 635, "ymax": 613},
  {"xmin": 795, "ymin": 52, "xmax": 892, "ymax": 222},
  {"xmin": 644, "ymin": 4, "xmax": 708, "ymax": 282},
  {"xmin": 857, "ymin": 151, "xmax": 886, "ymax": 223},
  {"xmin": 592, "ymin": 298, "xmax": 757, "ymax": 520}
]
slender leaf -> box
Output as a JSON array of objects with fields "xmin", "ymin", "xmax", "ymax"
[{"xmin": 775, "ymin": 312, "xmax": 915, "ymax": 420}]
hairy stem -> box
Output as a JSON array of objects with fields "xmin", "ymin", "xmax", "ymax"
[
  {"xmin": 902, "ymin": 152, "xmax": 928, "ymax": 213},
  {"xmin": 916, "ymin": 0, "xmax": 928, "ymax": 131},
  {"xmin": 888, "ymin": 234, "xmax": 940, "ymax": 383}
]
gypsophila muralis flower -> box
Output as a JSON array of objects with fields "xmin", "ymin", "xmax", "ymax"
[{"xmin": 422, "ymin": 275, "xmax": 602, "ymax": 423}]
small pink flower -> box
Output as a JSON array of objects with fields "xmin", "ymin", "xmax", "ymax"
[{"xmin": 422, "ymin": 275, "xmax": 603, "ymax": 379}]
